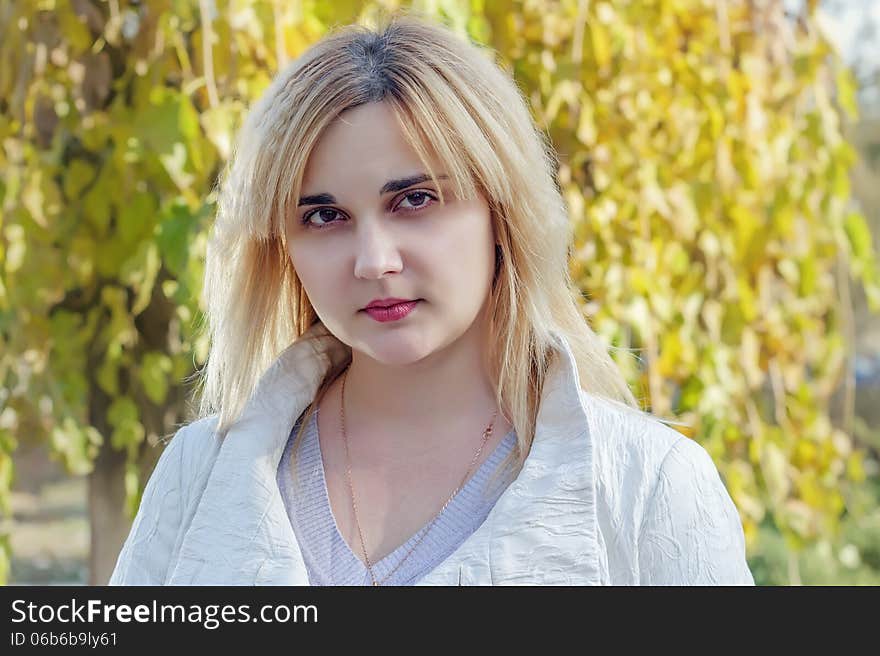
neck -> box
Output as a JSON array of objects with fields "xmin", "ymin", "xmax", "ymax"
[{"xmin": 333, "ymin": 311, "xmax": 509, "ymax": 461}]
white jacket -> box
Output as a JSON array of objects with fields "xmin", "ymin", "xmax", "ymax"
[{"xmin": 109, "ymin": 322, "xmax": 754, "ymax": 585}]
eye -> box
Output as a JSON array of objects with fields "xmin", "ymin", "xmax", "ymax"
[
  {"xmin": 300, "ymin": 190, "xmax": 439, "ymax": 230},
  {"xmin": 394, "ymin": 190, "xmax": 437, "ymax": 212},
  {"xmin": 301, "ymin": 207, "xmax": 343, "ymax": 229}
]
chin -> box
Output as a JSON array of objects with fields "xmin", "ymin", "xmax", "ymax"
[{"xmin": 357, "ymin": 333, "xmax": 438, "ymax": 365}]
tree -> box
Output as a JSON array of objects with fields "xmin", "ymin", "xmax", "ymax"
[{"xmin": 1, "ymin": 0, "xmax": 876, "ymax": 584}]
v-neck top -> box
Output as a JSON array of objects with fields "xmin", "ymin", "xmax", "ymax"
[{"xmin": 275, "ymin": 405, "xmax": 518, "ymax": 585}]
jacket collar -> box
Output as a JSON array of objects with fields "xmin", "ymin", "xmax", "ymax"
[{"xmin": 168, "ymin": 322, "xmax": 600, "ymax": 585}]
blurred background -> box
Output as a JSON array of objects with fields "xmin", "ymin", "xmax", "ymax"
[{"xmin": 1, "ymin": 0, "xmax": 878, "ymax": 586}]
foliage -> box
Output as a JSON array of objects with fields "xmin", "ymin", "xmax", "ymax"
[
  {"xmin": 1, "ymin": 0, "xmax": 877, "ymax": 584},
  {"xmin": 478, "ymin": 0, "xmax": 880, "ymax": 570}
]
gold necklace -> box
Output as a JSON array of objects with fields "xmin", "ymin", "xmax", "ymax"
[{"xmin": 339, "ymin": 367, "xmax": 498, "ymax": 586}]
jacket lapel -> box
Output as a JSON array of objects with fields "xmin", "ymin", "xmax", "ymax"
[
  {"xmin": 483, "ymin": 332, "xmax": 601, "ymax": 584},
  {"xmin": 168, "ymin": 324, "xmax": 600, "ymax": 586},
  {"xmin": 417, "ymin": 331, "xmax": 601, "ymax": 585},
  {"xmin": 167, "ymin": 322, "xmax": 349, "ymax": 585}
]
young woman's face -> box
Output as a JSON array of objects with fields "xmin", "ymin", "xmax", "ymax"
[{"xmin": 284, "ymin": 101, "xmax": 497, "ymax": 365}]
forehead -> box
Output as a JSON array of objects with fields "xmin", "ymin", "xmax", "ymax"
[{"xmin": 301, "ymin": 101, "xmax": 441, "ymax": 190}]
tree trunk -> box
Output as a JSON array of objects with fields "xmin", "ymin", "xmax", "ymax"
[
  {"xmin": 86, "ymin": 276, "xmax": 179, "ymax": 584},
  {"xmin": 87, "ymin": 438, "xmax": 129, "ymax": 585},
  {"xmin": 86, "ymin": 415, "xmax": 166, "ymax": 585}
]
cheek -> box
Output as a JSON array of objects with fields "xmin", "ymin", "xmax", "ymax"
[
  {"xmin": 287, "ymin": 244, "xmax": 333, "ymax": 297},
  {"xmin": 435, "ymin": 210, "xmax": 494, "ymax": 270}
]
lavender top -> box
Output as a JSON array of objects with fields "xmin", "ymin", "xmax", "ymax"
[{"xmin": 276, "ymin": 405, "xmax": 518, "ymax": 585}]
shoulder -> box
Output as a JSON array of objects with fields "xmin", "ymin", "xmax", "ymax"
[
  {"xmin": 170, "ymin": 414, "xmax": 221, "ymax": 453},
  {"xmin": 579, "ymin": 391, "xmax": 753, "ymax": 584},
  {"xmin": 108, "ymin": 414, "xmax": 222, "ymax": 585},
  {"xmin": 578, "ymin": 389, "xmax": 709, "ymax": 526},
  {"xmin": 579, "ymin": 388, "xmax": 725, "ymax": 508},
  {"xmin": 636, "ymin": 434, "xmax": 754, "ymax": 583},
  {"xmin": 578, "ymin": 389, "xmax": 686, "ymax": 479},
  {"xmin": 144, "ymin": 414, "xmax": 222, "ymax": 508},
  {"xmin": 166, "ymin": 414, "xmax": 223, "ymax": 491}
]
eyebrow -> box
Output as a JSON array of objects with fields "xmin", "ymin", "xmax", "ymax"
[{"xmin": 297, "ymin": 173, "xmax": 449, "ymax": 207}]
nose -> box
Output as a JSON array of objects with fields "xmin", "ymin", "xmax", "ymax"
[{"xmin": 352, "ymin": 219, "xmax": 404, "ymax": 280}]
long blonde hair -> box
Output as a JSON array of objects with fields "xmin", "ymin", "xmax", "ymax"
[{"xmin": 190, "ymin": 10, "xmax": 684, "ymax": 492}]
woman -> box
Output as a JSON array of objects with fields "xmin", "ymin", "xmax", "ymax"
[{"xmin": 109, "ymin": 13, "xmax": 754, "ymax": 586}]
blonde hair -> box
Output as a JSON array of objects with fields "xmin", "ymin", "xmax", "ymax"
[{"xmin": 190, "ymin": 10, "xmax": 686, "ymax": 495}]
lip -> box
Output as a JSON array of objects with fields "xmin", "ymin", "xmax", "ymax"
[
  {"xmin": 362, "ymin": 300, "xmax": 420, "ymax": 323},
  {"xmin": 363, "ymin": 297, "xmax": 418, "ymax": 310}
]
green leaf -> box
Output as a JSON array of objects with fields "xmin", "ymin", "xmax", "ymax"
[
  {"xmin": 124, "ymin": 461, "xmax": 141, "ymax": 519},
  {"xmin": 118, "ymin": 191, "xmax": 158, "ymax": 247},
  {"xmin": 50, "ymin": 418, "xmax": 102, "ymax": 476},
  {"xmin": 63, "ymin": 159, "xmax": 97, "ymax": 201},
  {"xmin": 120, "ymin": 240, "xmax": 161, "ymax": 316},
  {"xmin": 835, "ymin": 66, "xmax": 859, "ymax": 120},
  {"xmin": 0, "ymin": 449, "xmax": 13, "ymax": 515},
  {"xmin": 107, "ymin": 396, "xmax": 144, "ymax": 451},
  {"xmin": 200, "ymin": 102, "xmax": 238, "ymax": 160},
  {"xmin": 82, "ymin": 164, "xmax": 112, "ymax": 235},
  {"xmin": 139, "ymin": 352, "xmax": 173, "ymax": 405},
  {"xmin": 96, "ymin": 353, "xmax": 120, "ymax": 396},
  {"xmin": 844, "ymin": 211, "xmax": 874, "ymax": 262},
  {"xmin": 156, "ymin": 203, "xmax": 197, "ymax": 277}
]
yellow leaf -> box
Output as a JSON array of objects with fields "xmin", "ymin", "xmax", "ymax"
[{"xmin": 588, "ymin": 20, "xmax": 610, "ymax": 72}]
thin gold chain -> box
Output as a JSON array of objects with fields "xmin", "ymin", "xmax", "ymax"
[{"xmin": 339, "ymin": 367, "xmax": 497, "ymax": 586}]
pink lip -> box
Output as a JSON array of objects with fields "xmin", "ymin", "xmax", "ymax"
[
  {"xmin": 364, "ymin": 297, "xmax": 416, "ymax": 309},
  {"xmin": 363, "ymin": 300, "xmax": 420, "ymax": 322}
]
